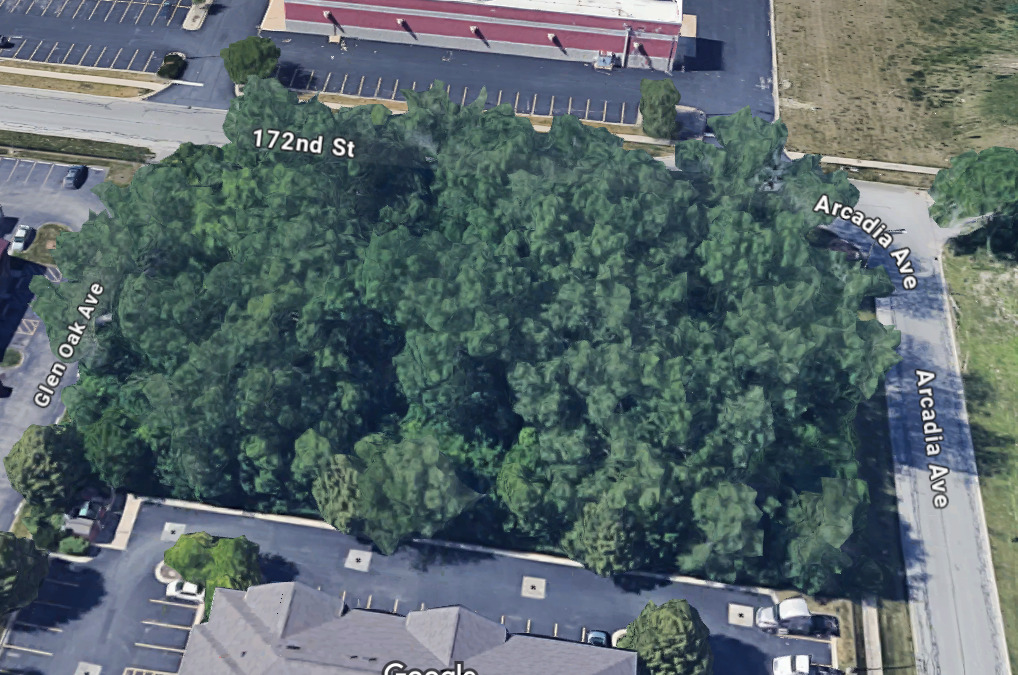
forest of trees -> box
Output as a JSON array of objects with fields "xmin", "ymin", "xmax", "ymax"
[{"xmin": 22, "ymin": 77, "xmax": 901, "ymax": 594}]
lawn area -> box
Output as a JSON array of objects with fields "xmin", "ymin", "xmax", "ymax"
[
  {"xmin": 942, "ymin": 249, "xmax": 1018, "ymax": 673},
  {"xmin": 773, "ymin": 0, "xmax": 1018, "ymax": 166},
  {"xmin": 15, "ymin": 223, "xmax": 71, "ymax": 267},
  {"xmin": 0, "ymin": 130, "xmax": 154, "ymax": 163},
  {"xmin": 1, "ymin": 349, "xmax": 23, "ymax": 368},
  {"xmin": 0, "ymin": 71, "xmax": 152, "ymax": 99}
]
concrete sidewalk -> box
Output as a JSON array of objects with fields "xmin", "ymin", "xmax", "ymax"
[{"xmin": 786, "ymin": 151, "xmax": 943, "ymax": 175}]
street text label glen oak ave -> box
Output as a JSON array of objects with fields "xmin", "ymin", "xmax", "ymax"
[{"xmin": 34, "ymin": 283, "xmax": 103, "ymax": 408}]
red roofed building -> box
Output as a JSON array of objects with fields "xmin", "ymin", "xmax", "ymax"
[{"xmin": 281, "ymin": 0, "xmax": 692, "ymax": 71}]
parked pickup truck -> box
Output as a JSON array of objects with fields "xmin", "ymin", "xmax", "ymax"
[
  {"xmin": 755, "ymin": 597, "xmax": 840, "ymax": 637},
  {"xmin": 772, "ymin": 655, "xmax": 844, "ymax": 675}
]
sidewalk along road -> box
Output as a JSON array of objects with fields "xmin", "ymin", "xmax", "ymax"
[
  {"xmin": 829, "ymin": 181, "xmax": 1010, "ymax": 675},
  {"xmin": 785, "ymin": 151, "xmax": 944, "ymax": 175}
]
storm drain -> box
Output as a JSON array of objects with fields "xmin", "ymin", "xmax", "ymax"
[
  {"xmin": 161, "ymin": 522, "xmax": 186, "ymax": 542},
  {"xmin": 74, "ymin": 663, "xmax": 102, "ymax": 675},
  {"xmin": 521, "ymin": 576, "xmax": 546, "ymax": 599},
  {"xmin": 345, "ymin": 549, "xmax": 372, "ymax": 572},
  {"xmin": 728, "ymin": 603, "xmax": 755, "ymax": 627}
]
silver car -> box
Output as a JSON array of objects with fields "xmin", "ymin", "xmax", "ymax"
[{"xmin": 10, "ymin": 224, "xmax": 31, "ymax": 253}]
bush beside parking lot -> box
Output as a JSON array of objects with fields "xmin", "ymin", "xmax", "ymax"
[{"xmin": 157, "ymin": 53, "xmax": 187, "ymax": 80}]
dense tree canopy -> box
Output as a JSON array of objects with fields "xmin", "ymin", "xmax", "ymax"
[
  {"xmin": 164, "ymin": 532, "xmax": 263, "ymax": 619},
  {"xmin": 0, "ymin": 533, "xmax": 49, "ymax": 615},
  {"xmin": 28, "ymin": 77, "xmax": 900, "ymax": 593},
  {"xmin": 5, "ymin": 425, "xmax": 91, "ymax": 510},
  {"xmin": 617, "ymin": 599, "xmax": 714, "ymax": 675},
  {"xmin": 639, "ymin": 79, "xmax": 682, "ymax": 139},
  {"xmin": 929, "ymin": 147, "xmax": 1018, "ymax": 257}
]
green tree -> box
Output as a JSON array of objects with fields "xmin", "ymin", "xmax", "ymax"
[
  {"xmin": 676, "ymin": 482, "xmax": 764, "ymax": 583},
  {"xmin": 220, "ymin": 37, "xmax": 281, "ymax": 86},
  {"xmin": 312, "ymin": 454, "xmax": 360, "ymax": 533},
  {"xmin": 639, "ymin": 79, "xmax": 682, "ymax": 139},
  {"xmin": 0, "ymin": 533, "xmax": 50, "ymax": 615},
  {"xmin": 618, "ymin": 599, "xmax": 714, "ymax": 675},
  {"xmin": 929, "ymin": 147, "xmax": 1018, "ymax": 257},
  {"xmin": 22, "ymin": 506, "xmax": 67, "ymax": 551},
  {"xmin": 164, "ymin": 533, "xmax": 263, "ymax": 620},
  {"xmin": 5, "ymin": 425, "xmax": 90, "ymax": 510}
]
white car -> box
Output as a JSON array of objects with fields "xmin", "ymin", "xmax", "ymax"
[
  {"xmin": 10, "ymin": 224, "xmax": 31, "ymax": 253},
  {"xmin": 165, "ymin": 580, "xmax": 204, "ymax": 602}
]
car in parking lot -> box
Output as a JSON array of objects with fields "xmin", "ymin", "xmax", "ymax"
[
  {"xmin": 166, "ymin": 580, "xmax": 204, "ymax": 603},
  {"xmin": 585, "ymin": 630, "xmax": 611, "ymax": 647},
  {"xmin": 63, "ymin": 165, "xmax": 88, "ymax": 189},
  {"xmin": 772, "ymin": 654, "xmax": 843, "ymax": 675},
  {"xmin": 10, "ymin": 224, "xmax": 32, "ymax": 253}
]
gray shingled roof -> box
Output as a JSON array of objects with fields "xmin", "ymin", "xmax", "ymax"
[{"xmin": 178, "ymin": 581, "xmax": 637, "ymax": 675}]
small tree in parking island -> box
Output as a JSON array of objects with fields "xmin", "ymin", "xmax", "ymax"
[
  {"xmin": 164, "ymin": 532, "xmax": 263, "ymax": 620},
  {"xmin": 0, "ymin": 533, "xmax": 50, "ymax": 615},
  {"xmin": 639, "ymin": 78, "xmax": 682, "ymax": 139},
  {"xmin": 220, "ymin": 37, "xmax": 281, "ymax": 86},
  {"xmin": 618, "ymin": 600, "xmax": 714, "ymax": 675}
]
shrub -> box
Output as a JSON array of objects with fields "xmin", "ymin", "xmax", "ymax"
[
  {"xmin": 57, "ymin": 536, "xmax": 91, "ymax": 556},
  {"xmin": 158, "ymin": 54, "xmax": 186, "ymax": 79}
]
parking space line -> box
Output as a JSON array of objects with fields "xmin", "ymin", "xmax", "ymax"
[
  {"xmin": 365, "ymin": 594, "xmax": 372, "ymax": 609},
  {"xmin": 553, "ymin": 623, "xmax": 558, "ymax": 637},
  {"xmin": 61, "ymin": 43, "xmax": 74, "ymax": 63},
  {"xmin": 91, "ymin": 45, "xmax": 106, "ymax": 66},
  {"xmin": 9, "ymin": 0, "xmax": 23, "ymax": 11},
  {"xmin": 392, "ymin": 598, "xmax": 399, "ymax": 613},
  {"xmin": 584, "ymin": 99, "xmax": 590, "ymax": 119},
  {"xmin": 134, "ymin": 2, "xmax": 145, "ymax": 21},
  {"xmin": 5, "ymin": 160, "xmax": 19, "ymax": 181},
  {"xmin": 22, "ymin": 162, "xmax": 37, "ymax": 182},
  {"xmin": 142, "ymin": 50, "xmax": 154, "ymax": 71},
  {"xmin": 581, "ymin": 626, "xmax": 587, "ymax": 641},
  {"xmin": 141, "ymin": 620, "xmax": 191, "ymax": 631},
  {"xmin": 149, "ymin": 598, "xmax": 197, "ymax": 609},
  {"xmin": 134, "ymin": 642, "xmax": 186, "ymax": 654},
  {"xmin": 125, "ymin": 48, "xmax": 138, "ymax": 69},
  {"xmin": 40, "ymin": 0, "xmax": 55, "ymax": 15},
  {"xmin": 420, "ymin": 602, "xmax": 425, "ymax": 611},
  {"xmin": 526, "ymin": 618, "xmax": 531, "ymax": 633},
  {"xmin": 11, "ymin": 40, "xmax": 27, "ymax": 58},
  {"xmin": 16, "ymin": 319, "xmax": 39, "ymax": 335},
  {"xmin": 45, "ymin": 577, "xmax": 79, "ymax": 587},
  {"xmin": 88, "ymin": 0, "xmax": 101, "ymax": 18},
  {"xmin": 496, "ymin": 90, "xmax": 502, "ymax": 106},
  {"xmin": 461, "ymin": 87, "xmax": 467, "ymax": 105},
  {"xmin": 782, "ymin": 634, "xmax": 834, "ymax": 644},
  {"xmin": 54, "ymin": 0, "xmax": 73, "ymax": 15},
  {"xmin": 44, "ymin": 42, "xmax": 58, "ymax": 62},
  {"xmin": 22, "ymin": 0, "xmax": 36, "ymax": 13},
  {"xmin": 356, "ymin": 75, "xmax": 364, "ymax": 96},
  {"xmin": 0, "ymin": 0, "xmax": 8, "ymax": 10},
  {"xmin": 321, "ymin": 71, "xmax": 331, "ymax": 92},
  {"xmin": 166, "ymin": 0, "xmax": 183, "ymax": 24},
  {"xmin": 77, "ymin": 45, "xmax": 90, "ymax": 65},
  {"xmin": 42, "ymin": 164, "xmax": 56, "ymax": 184},
  {"xmin": 27, "ymin": 40, "xmax": 43, "ymax": 60},
  {"xmin": 119, "ymin": 0, "xmax": 131, "ymax": 20},
  {"xmin": 123, "ymin": 669, "xmax": 179, "ymax": 675},
  {"xmin": 148, "ymin": 1, "xmax": 158, "ymax": 25},
  {"xmin": 103, "ymin": 0, "xmax": 116, "ymax": 20},
  {"xmin": 109, "ymin": 47, "xmax": 123, "ymax": 68},
  {"xmin": 339, "ymin": 73, "xmax": 348, "ymax": 94},
  {"xmin": 1, "ymin": 644, "xmax": 53, "ymax": 656},
  {"xmin": 15, "ymin": 621, "xmax": 62, "ymax": 633},
  {"xmin": 514, "ymin": 91, "xmax": 520, "ymax": 112},
  {"xmin": 340, "ymin": 590, "xmax": 347, "ymax": 605},
  {"xmin": 71, "ymin": 0, "xmax": 86, "ymax": 18}
]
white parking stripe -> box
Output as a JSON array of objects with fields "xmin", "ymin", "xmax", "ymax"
[
  {"xmin": 103, "ymin": 0, "xmax": 116, "ymax": 20},
  {"xmin": 22, "ymin": 162, "xmax": 37, "ymax": 182},
  {"xmin": 134, "ymin": 643, "xmax": 185, "ymax": 654},
  {"xmin": 1, "ymin": 643, "xmax": 53, "ymax": 656},
  {"xmin": 120, "ymin": 0, "xmax": 132, "ymax": 21},
  {"xmin": 5, "ymin": 160, "xmax": 20, "ymax": 181},
  {"xmin": 53, "ymin": 0, "xmax": 73, "ymax": 15},
  {"xmin": 44, "ymin": 42, "xmax": 59, "ymax": 62},
  {"xmin": 28, "ymin": 40, "xmax": 43, "ymax": 60},
  {"xmin": 125, "ymin": 48, "xmax": 139, "ymax": 69},
  {"xmin": 88, "ymin": 0, "xmax": 102, "ymax": 19},
  {"xmin": 77, "ymin": 44, "xmax": 90, "ymax": 65},
  {"xmin": 142, "ymin": 50, "xmax": 154, "ymax": 71},
  {"xmin": 40, "ymin": 0, "xmax": 55, "ymax": 15},
  {"xmin": 109, "ymin": 47, "xmax": 123, "ymax": 67},
  {"xmin": 61, "ymin": 43, "xmax": 74, "ymax": 63},
  {"xmin": 148, "ymin": 0, "xmax": 158, "ymax": 24},
  {"xmin": 141, "ymin": 620, "xmax": 191, "ymax": 631},
  {"xmin": 92, "ymin": 45, "xmax": 106, "ymax": 67},
  {"xmin": 42, "ymin": 164, "xmax": 56, "ymax": 184},
  {"xmin": 11, "ymin": 40, "xmax": 27, "ymax": 58},
  {"xmin": 134, "ymin": 2, "xmax": 145, "ymax": 22},
  {"xmin": 70, "ymin": 0, "xmax": 87, "ymax": 18},
  {"xmin": 166, "ymin": 0, "xmax": 182, "ymax": 23}
]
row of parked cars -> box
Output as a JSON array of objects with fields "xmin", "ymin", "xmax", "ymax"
[{"xmin": 757, "ymin": 597, "xmax": 844, "ymax": 675}]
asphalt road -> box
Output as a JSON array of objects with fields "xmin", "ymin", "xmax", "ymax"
[
  {"xmin": 0, "ymin": 500, "xmax": 831, "ymax": 675},
  {"xmin": 0, "ymin": 157, "xmax": 106, "ymax": 532},
  {"xmin": 830, "ymin": 181, "xmax": 1010, "ymax": 675},
  {"xmin": 2, "ymin": 0, "xmax": 774, "ymax": 118}
]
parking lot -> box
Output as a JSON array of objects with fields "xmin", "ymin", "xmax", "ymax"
[
  {"xmin": 0, "ymin": 498, "xmax": 833, "ymax": 675},
  {"xmin": 0, "ymin": 556, "xmax": 201, "ymax": 675}
]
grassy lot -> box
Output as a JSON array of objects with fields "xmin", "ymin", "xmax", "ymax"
[
  {"xmin": 1, "ymin": 349, "xmax": 23, "ymax": 368},
  {"xmin": 880, "ymin": 599, "xmax": 917, "ymax": 673},
  {"xmin": 0, "ymin": 130, "xmax": 153, "ymax": 164},
  {"xmin": 773, "ymin": 0, "xmax": 1018, "ymax": 165},
  {"xmin": 942, "ymin": 249, "xmax": 1018, "ymax": 672},
  {"xmin": 14, "ymin": 223, "xmax": 71, "ymax": 267},
  {"xmin": 0, "ymin": 71, "xmax": 152, "ymax": 99}
]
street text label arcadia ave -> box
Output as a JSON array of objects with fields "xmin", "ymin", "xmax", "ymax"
[
  {"xmin": 916, "ymin": 369, "xmax": 950, "ymax": 509},
  {"xmin": 812, "ymin": 195, "xmax": 917, "ymax": 290},
  {"xmin": 33, "ymin": 283, "xmax": 104, "ymax": 408}
]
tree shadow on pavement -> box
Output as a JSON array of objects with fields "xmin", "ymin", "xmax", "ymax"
[
  {"xmin": 260, "ymin": 553, "xmax": 299, "ymax": 583},
  {"xmin": 407, "ymin": 542, "xmax": 494, "ymax": 573},
  {"xmin": 710, "ymin": 634, "xmax": 769, "ymax": 675},
  {"xmin": 611, "ymin": 572, "xmax": 671, "ymax": 594}
]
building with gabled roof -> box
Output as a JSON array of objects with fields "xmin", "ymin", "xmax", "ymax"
[{"xmin": 178, "ymin": 581, "xmax": 638, "ymax": 675}]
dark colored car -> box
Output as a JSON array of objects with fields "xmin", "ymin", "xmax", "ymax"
[{"xmin": 63, "ymin": 165, "xmax": 88, "ymax": 189}]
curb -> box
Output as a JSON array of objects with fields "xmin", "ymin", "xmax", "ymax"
[
  {"xmin": 136, "ymin": 495, "xmax": 782, "ymax": 601},
  {"xmin": 768, "ymin": 0, "xmax": 779, "ymax": 120},
  {"xmin": 49, "ymin": 551, "xmax": 95, "ymax": 563}
]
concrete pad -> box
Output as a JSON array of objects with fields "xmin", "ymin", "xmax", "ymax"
[
  {"xmin": 73, "ymin": 662, "xmax": 101, "ymax": 675},
  {"xmin": 344, "ymin": 549, "xmax": 371, "ymax": 572},
  {"xmin": 521, "ymin": 576, "xmax": 546, "ymax": 599},
  {"xmin": 160, "ymin": 522, "xmax": 186, "ymax": 542},
  {"xmin": 728, "ymin": 603, "xmax": 754, "ymax": 627}
]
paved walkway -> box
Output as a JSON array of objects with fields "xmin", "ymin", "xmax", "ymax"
[
  {"xmin": 785, "ymin": 151, "xmax": 943, "ymax": 175},
  {"xmin": 0, "ymin": 64, "xmax": 164, "ymax": 91}
]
